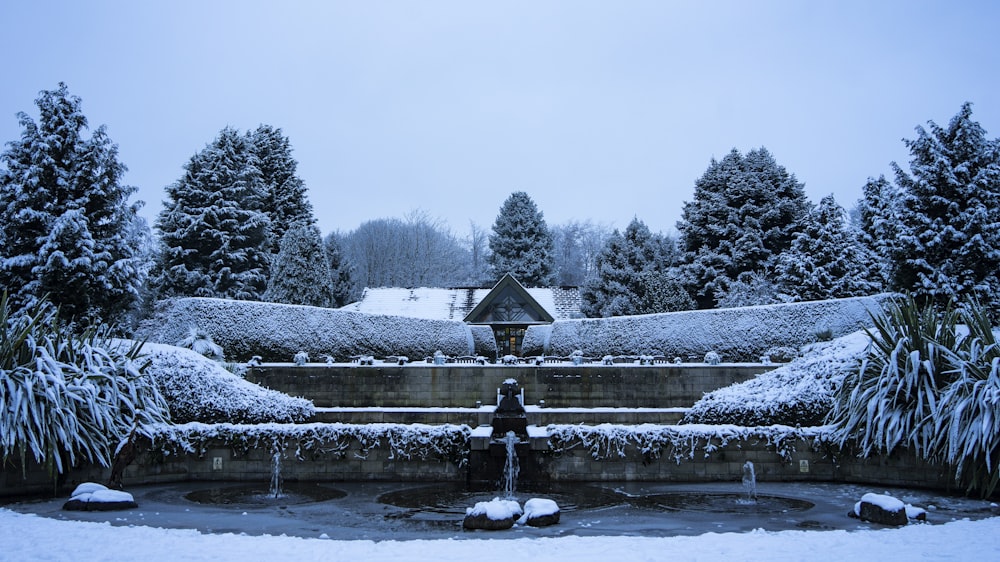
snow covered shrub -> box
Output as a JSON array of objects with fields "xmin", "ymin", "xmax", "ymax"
[
  {"xmin": 137, "ymin": 298, "xmax": 486, "ymax": 362},
  {"xmin": 764, "ymin": 346, "xmax": 798, "ymax": 363},
  {"xmin": 147, "ymin": 422, "xmax": 470, "ymax": 468},
  {"xmin": 828, "ymin": 296, "xmax": 1000, "ymax": 497},
  {"xmin": 535, "ymin": 294, "xmax": 892, "ymax": 361},
  {"xmin": 602, "ymin": 355, "xmax": 614, "ymax": 365},
  {"xmin": 703, "ymin": 351, "xmax": 721, "ymax": 365},
  {"xmin": 293, "ymin": 351, "xmax": 309, "ymax": 366},
  {"xmin": 501, "ymin": 355, "xmax": 518, "ymax": 365},
  {"xmin": 813, "ymin": 327, "xmax": 834, "ymax": 342},
  {"xmin": 0, "ymin": 295, "xmax": 169, "ymax": 475},
  {"xmin": 681, "ymin": 331, "xmax": 871, "ymax": 427},
  {"xmin": 140, "ymin": 343, "xmax": 313, "ymax": 424},
  {"xmin": 175, "ymin": 326, "xmax": 224, "ymax": 361}
]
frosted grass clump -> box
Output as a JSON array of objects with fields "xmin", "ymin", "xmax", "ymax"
[
  {"xmin": 0, "ymin": 294, "xmax": 169, "ymax": 476},
  {"xmin": 175, "ymin": 326, "xmax": 224, "ymax": 361},
  {"xmin": 828, "ymin": 296, "xmax": 1000, "ymax": 497}
]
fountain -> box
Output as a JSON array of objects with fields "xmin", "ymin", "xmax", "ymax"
[
  {"xmin": 741, "ymin": 460, "xmax": 757, "ymax": 503},
  {"xmin": 491, "ymin": 379, "xmax": 527, "ymax": 438},
  {"xmin": 269, "ymin": 449, "xmax": 283, "ymax": 499},
  {"xmin": 499, "ymin": 431, "xmax": 520, "ymax": 498}
]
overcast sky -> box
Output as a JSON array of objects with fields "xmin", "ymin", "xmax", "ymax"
[{"xmin": 2, "ymin": 1, "xmax": 998, "ymax": 239}]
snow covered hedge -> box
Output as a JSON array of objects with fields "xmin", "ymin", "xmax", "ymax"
[
  {"xmin": 139, "ymin": 343, "xmax": 314, "ymax": 424},
  {"xmin": 136, "ymin": 298, "xmax": 496, "ymax": 362},
  {"xmin": 681, "ymin": 332, "xmax": 871, "ymax": 426},
  {"xmin": 145, "ymin": 422, "xmax": 470, "ymax": 467},
  {"xmin": 525, "ymin": 294, "xmax": 892, "ymax": 361},
  {"xmin": 546, "ymin": 423, "xmax": 832, "ymax": 463}
]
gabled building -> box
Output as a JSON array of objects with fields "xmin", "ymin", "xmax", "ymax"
[{"xmin": 340, "ymin": 273, "xmax": 581, "ymax": 355}]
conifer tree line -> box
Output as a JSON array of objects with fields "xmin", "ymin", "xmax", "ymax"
[{"xmin": 2, "ymin": 84, "xmax": 998, "ymax": 328}]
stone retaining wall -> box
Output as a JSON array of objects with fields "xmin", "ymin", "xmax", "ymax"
[
  {"xmin": 245, "ymin": 364, "xmax": 773, "ymax": 408},
  {"xmin": 2, "ymin": 433, "xmax": 956, "ymax": 498}
]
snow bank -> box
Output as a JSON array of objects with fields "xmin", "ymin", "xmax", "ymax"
[
  {"xmin": 136, "ymin": 297, "xmax": 496, "ymax": 362},
  {"xmin": 526, "ymin": 294, "xmax": 891, "ymax": 361},
  {"xmin": 682, "ymin": 331, "xmax": 871, "ymax": 426},
  {"xmin": 140, "ymin": 343, "xmax": 314, "ymax": 424},
  {"xmin": 3, "ymin": 508, "xmax": 1000, "ymax": 562}
]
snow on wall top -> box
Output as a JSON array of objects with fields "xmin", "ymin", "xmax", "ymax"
[{"xmin": 340, "ymin": 286, "xmax": 582, "ymax": 321}]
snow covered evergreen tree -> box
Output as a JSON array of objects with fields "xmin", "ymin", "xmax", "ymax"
[
  {"xmin": 581, "ymin": 218, "xmax": 678, "ymax": 317},
  {"xmin": 676, "ymin": 147, "xmax": 810, "ymax": 308},
  {"xmin": 323, "ymin": 232, "xmax": 356, "ymax": 307},
  {"xmin": 890, "ymin": 103, "xmax": 1000, "ymax": 307},
  {"xmin": 264, "ymin": 224, "xmax": 336, "ymax": 307},
  {"xmin": 247, "ymin": 125, "xmax": 315, "ymax": 253},
  {"xmin": 154, "ymin": 127, "xmax": 271, "ymax": 300},
  {"xmin": 487, "ymin": 191, "xmax": 556, "ymax": 286},
  {"xmin": 636, "ymin": 270, "xmax": 695, "ymax": 314},
  {"xmin": 854, "ymin": 175, "xmax": 902, "ymax": 288},
  {"xmin": 0, "ymin": 83, "xmax": 145, "ymax": 324},
  {"xmin": 776, "ymin": 194, "xmax": 883, "ymax": 301}
]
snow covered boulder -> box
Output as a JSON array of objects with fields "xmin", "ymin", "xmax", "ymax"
[
  {"xmin": 463, "ymin": 498, "xmax": 523, "ymax": 530},
  {"xmin": 851, "ymin": 493, "xmax": 908, "ymax": 526},
  {"xmin": 517, "ymin": 498, "xmax": 560, "ymax": 527},
  {"xmin": 63, "ymin": 483, "xmax": 138, "ymax": 512}
]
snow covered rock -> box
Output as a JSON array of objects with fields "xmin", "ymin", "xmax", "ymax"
[
  {"xmin": 63, "ymin": 483, "xmax": 138, "ymax": 512},
  {"xmin": 463, "ymin": 498, "xmax": 523, "ymax": 530},
  {"xmin": 851, "ymin": 493, "xmax": 908, "ymax": 526},
  {"xmin": 517, "ymin": 498, "xmax": 560, "ymax": 527}
]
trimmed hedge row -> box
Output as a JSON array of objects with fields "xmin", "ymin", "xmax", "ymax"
[
  {"xmin": 137, "ymin": 298, "xmax": 498, "ymax": 362},
  {"xmin": 523, "ymin": 294, "xmax": 892, "ymax": 362}
]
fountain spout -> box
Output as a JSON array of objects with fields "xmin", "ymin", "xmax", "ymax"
[
  {"xmin": 741, "ymin": 460, "xmax": 757, "ymax": 503},
  {"xmin": 491, "ymin": 379, "xmax": 528, "ymax": 438}
]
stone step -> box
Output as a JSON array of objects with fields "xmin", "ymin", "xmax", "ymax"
[{"xmin": 308, "ymin": 406, "xmax": 689, "ymax": 426}]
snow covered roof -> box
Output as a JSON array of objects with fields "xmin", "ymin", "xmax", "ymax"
[{"xmin": 340, "ymin": 283, "xmax": 582, "ymax": 322}]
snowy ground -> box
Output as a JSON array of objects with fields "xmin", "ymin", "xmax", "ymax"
[
  {"xmin": 2, "ymin": 506, "xmax": 998, "ymax": 561},
  {"xmin": 3, "ymin": 480, "xmax": 999, "ymax": 561}
]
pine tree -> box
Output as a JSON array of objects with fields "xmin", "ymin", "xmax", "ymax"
[
  {"xmin": 890, "ymin": 103, "xmax": 1000, "ymax": 307},
  {"xmin": 676, "ymin": 147, "xmax": 810, "ymax": 308},
  {"xmin": 581, "ymin": 218, "xmax": 677, "ymax": 317},
  {"xmin": 487, "ymin": 192, "xmax": 556, "ymax": 286},
  {"xmin": 855, "ymin": 175, "xmax": 902, "ymax": 287},
  {"xmin": 323, "ymin": 232, "xmax": 356, "ymax": 307},
  {"xmin": 636, "ymin": 270, "xmax": 695, "ymax": 314},
  {"xmin": 248, "ymin": 125, "xmax": 315, "ymax": 252},
  {"xmin": 0, "ymin": 83, "xmax": 144, "ymax": 324},
  {"xmin": 154, "ymin": 127, "xmax": 271, "ymax": 300},
  {"xmin": 264, "ymin": 224, "xmax": 336, "ymax": 307},
  {"xmin": 775, "ymin": 194, "xmax": 882, "ymax": 301}
]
